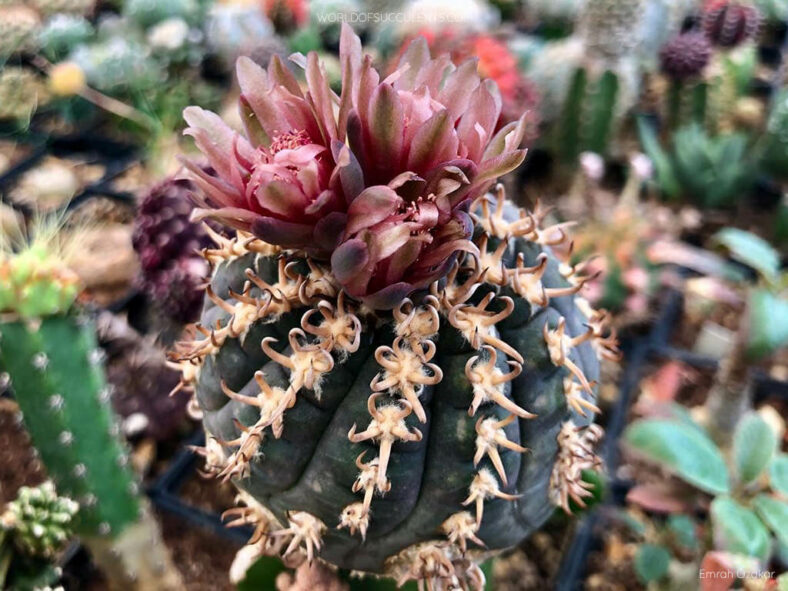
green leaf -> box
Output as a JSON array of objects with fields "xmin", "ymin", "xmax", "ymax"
[
  {"xmin": 667, "ymin": 514, "xmax": 699, "ymax": 551},
  {"xmin": 754, "ymin": 494, "xmax": 788, "ymax": 547},
  {"xmin": 770, "ymin": 454, "xmax": 788, "ymax": 496},
  {"xmin": 711, "ymin": 496, "xmax": 771, "ymax": 560},
  {"xmin": 747, "ymin": 288, "xmax": 788, "ymax": 359},
  {"xmin": 637, "ymin": 117, "xmax": 681, "ymax": 198},
  {"xmin": 623, "ymin": 419, "xmax": 730, "ymax": 495},
  {"xmin": 733, "ymin": 412, "xmax": 777, "ymax": 482},
  {"xmin": 634, "ymin": 544, "xmax": 671, "ymax": 583},
  {"xmin": 713, "ymin": 228, "xmax": 780, "ymax": 283}
]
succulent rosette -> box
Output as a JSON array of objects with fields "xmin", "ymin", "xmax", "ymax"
[{"xmin": 182, "ymin": 24, "xmax": 527, "ymax": 308}]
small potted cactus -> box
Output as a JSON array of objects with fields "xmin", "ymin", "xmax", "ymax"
[{"xmin": 171, "ymin": 25, "xmax": 616, "ymax": 588}]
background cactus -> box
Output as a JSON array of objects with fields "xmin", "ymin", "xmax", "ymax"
[
  {"xmin": 131, "ymin": 176, "xmax": 213, "ymax": 328},
  {"xmin": 2, "ymin": 482, "xmax": 78, "ymax": 559},
  {"xmin": 702, "ymin": 1, "xmax": 761, "ymax": 47},
  {"xmin": 172, "ymin": 27, "xmax": 614, "ymax": 588},
  {"xmin": 0, "ymin": 67, "xmax": 46, "ymax": 122},
  {"xmin": 37, "ymin": 14, "xmax": 94, "ymax": 61},
  {"xmin": 122, "ymin": 0, "xmax": 201, "ymax": 28},
  {"xmin": 0, "ymin": 482, "xmax": 78, "ymax": 589},
  {"xmin": 553, "ymin": 66, "xmax": 622, "ymax": 164},
  {"xmin": 69, "ymin": 37, "xmax": 157, "ymax": 94},
  {"xmin": 578, "ymin": 0, "xmax": 647, "ymax": 62},
  {"xmin": 0, "ymin": 232, "xmax": 183, "ymax": 590},
  {"xmin": 760, "ymin": 88, "xmax": 788, "ymax": 180},
  {"xmin": 0, "ymin": 4, "xmax": 41, "ymax": 58}
]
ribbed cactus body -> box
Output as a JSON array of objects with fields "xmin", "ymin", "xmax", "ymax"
[
  {"xmin": 0, "ymin": 316, "xmax": 140, "ymax": 536},
  {"xmin": 178, "ymin": 195, "xmax": 611, "ymax": 585}
]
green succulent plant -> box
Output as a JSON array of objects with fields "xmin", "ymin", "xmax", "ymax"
[
  {"xmin": 0, "ymin": 482, "xmax": 78, "ymax": 590},
  {"xmin": 639, "ymin": 120, "xmax": 756, "ymax": 208},
  {"xmin": 625, "ymin": 411, "xmax": 788, "ymax": 564}
]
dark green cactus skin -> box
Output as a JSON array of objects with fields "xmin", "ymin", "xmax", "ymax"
[
  {"xmin": 556, "ymin": 67, "xmax": 620, "ymax": 163},
  {"xmin": 0, "ymin": 316, "xmax": 140, "ymax": 537},
  {"xmin": 195, "ymin": 231, "xmax": 600, "ymax": 573}
]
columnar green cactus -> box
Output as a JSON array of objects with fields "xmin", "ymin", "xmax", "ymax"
[
  {"xmin": 172, "ymin": 26, "xmax": 616, "ymax": 589},
  {"xmin": 0, "ymin": 235, "xmax": 183, "ymax": 590},
  {"xmin": 554, "ymin": 66, "xmax": 621, "ymax": 163}
]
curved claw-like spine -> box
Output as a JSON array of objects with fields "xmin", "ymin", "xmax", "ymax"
[
  {"xmin": 348, "ymin": 394, "xmax": 422, "ymax": 490},
  {"xmin": 393, "ymin": 296, "xmax": 441, "ymax": 343},
  {"xmin": 371, "ymin": 337, "xmax": 442, "ymax": 423},
  {"xmin": 465, "ymin": 346, "xmax": 534, "ymax": 419},
  {"xmin": 549, "ymin": 422, "xmax": 603, "ymax": 513},
  {"xmin": 448, "ymin": 293, "xmax": 523, "ymax": 364},
  {"xmin": 563, "ymin": 377, "xmax": 601, "ymax": 417},
  {"xmin": 462, "ymin": 469, "xmax": 520, "ymax": 528},
  {"xmin": 543, "ymin": 318, "xmax": 594, "ymax": 393},
  {"xmin": 269, "ymin": 511, "xmax": 326, "ymax": 565},
  {"xmin": 215, "ymin": 415, "xmax": 265, "ymax": 481},
  {"xmin": 300, "ymin": 292, "xmax": 361, "ymax": 355},
  {"xmin": 441, "ymin": 511, "xmax": 485, "ymax": 554},
  {"xmin": 474, "ymin": 415, "xmax": 528, "ymax": 485},
  {"xmin": 476, "ymin": 233, "xmax": 510, "ymax": 287}
]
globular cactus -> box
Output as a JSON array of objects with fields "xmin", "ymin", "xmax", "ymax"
[
  {"xmin": 0, "ymin": 67, "xmax": 46, "ymax": 122},
  {"xmin": 660, "ymin": 31, "xmax": 713, "ymax": 81},
  {"xmin": 0, "ymin": 233, "xmax": 183, "ymax": 590},
  {"xmin": 0, "ymin": 4, "xmax": 41, "ymax": 58},
  {"xmin": 658, "ymin": 32, "xmax": 714, "ymax": 129},
  {"xmin": 703, "ymin": 0, "xmax": 761, "ymax": 47},
  {"xmin": 171, "ymin": 26, "xmax": 615, "ymax": 589},
  {"xmin": 37, "ymin": 14, "xmax": 94, "ymax": 61},
  {"xmin": 131, "ymin": 176, "xmax": 213, "ymax": 326}
]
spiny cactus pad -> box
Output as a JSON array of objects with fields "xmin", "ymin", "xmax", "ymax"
[{"xmin": 173, "ymin": 26, "xmax": 616, "ymax": 588}]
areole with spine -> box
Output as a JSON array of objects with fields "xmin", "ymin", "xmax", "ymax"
[{"xmin": 170, "ymin": 24, "xmax": 618, "ymax": 589}]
